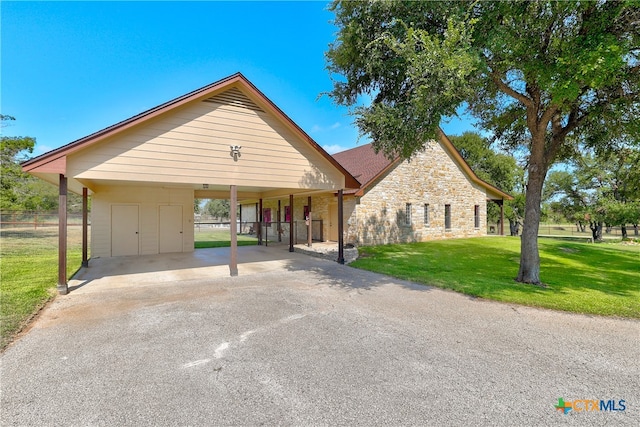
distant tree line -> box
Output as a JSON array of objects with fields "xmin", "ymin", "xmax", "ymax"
[{"xmin": 1, "ymin": 115, "xmax": 82, "ymax": 213}]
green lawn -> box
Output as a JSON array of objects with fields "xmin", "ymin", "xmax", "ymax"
[
  {"xmin": 1, "ymin": 228, "xmax": 82, "ymax": 350},
  {"xmin": 352, "ymin": 237, "xmax": 640, "ymax": 318},
  {"xmin": 194, "ymin": 228, "xmax": 258, "ymax": 248},
  {"xmin": 1, "ymin": 227, "xmax": 259, "ymax": 350}
]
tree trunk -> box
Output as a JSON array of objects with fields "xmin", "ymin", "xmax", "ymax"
[
  {"xmin": 621, "ymin": 225, "xmax": 627, "ymax": 239},
  {"xmin": 517, "ymin": 133, "xmax": 548, "ymax": 285},
  {"xmin": 634, "ymin": 224, "xmax": 638, "ymax": 236},
  {"xmin": 509, "ymin": 219, "xmax": 520, "ymax": 236},
  {"xmin": 590, "ymin": 221, "xmax": 603, "ymax": 241}
]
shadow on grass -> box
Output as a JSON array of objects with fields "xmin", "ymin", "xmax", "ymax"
[{"xmin": 347, "ymin": 237, "xmax": 640, "ymax": 317}]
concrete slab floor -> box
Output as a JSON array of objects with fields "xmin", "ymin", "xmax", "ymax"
[{"xmin": 69, "ymin": 245, "xmax": 309, "ymax": 294}]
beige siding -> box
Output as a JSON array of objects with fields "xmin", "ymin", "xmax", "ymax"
[
  {"xmin": 91, "ymin": 186, "xmax": 194, "ymax": 258},
  {"xmin": 347, "ymin": 140, "xmax": 488, "ymax": 245},
  {"xmin": 67, "ymin": 97, "xmax": 344, "ymax": 190}
]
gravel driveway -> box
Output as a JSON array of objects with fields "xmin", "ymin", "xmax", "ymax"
[{"xmin": 1, "ymin": 250, "xmax": 638, "ymax": 426}]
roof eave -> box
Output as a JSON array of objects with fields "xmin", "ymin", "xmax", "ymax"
[
  {"xmin": 437, "ymin": 128, "xmax": 513, "ymax": 201},
  {"xmin": 21, "ymin": 73, "xmax": 360, "ymax": 188}
]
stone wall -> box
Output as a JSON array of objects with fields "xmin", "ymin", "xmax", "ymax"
[{"xmin": 345, "ymin": 139, "xmax": 488, "ymax": 246}]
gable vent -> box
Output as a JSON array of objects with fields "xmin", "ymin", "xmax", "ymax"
[{"xmin": 203, "ymin": 88, "xmax": 264, "ymax": 112}]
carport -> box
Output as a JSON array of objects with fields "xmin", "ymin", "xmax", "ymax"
[{"xmin": 22, "ymin": 73, "xmax": 359, "ymax": 294}]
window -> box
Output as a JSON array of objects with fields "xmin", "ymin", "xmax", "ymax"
[
  {"xmin": 474, "ymin": 205, "xmax": 480, "ymax": 228},
  {"xmin": 263, "ymin": 208, "xmax": 271, "ymax": 224},
  {"xmin": 285, "ymin": 206, "xmax": 291, "ymax": 222},
  {"xmin": 424, "ymin": 204, "xmax": 430, "ymax": 226},
  {"xmin": 405, "ymin": 203, "xmax": 412, "ymax": 226},
  {"xmin": 445, "ymin": 204, "xmax": 451, "ymax": 230}
]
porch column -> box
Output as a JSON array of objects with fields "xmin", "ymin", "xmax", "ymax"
[
  {"xmin": 82, "ymin": 187, "xmax": 89, "ymax": 268},
  {"xmin": 337, "ymin": 189, "xmax": 344, "ymax": 264},
  {"xmin": 229, "ymin": 185, "xmax": 238, "ymax": 276},
  {"xmin": 258, "ymin": 198, "xmax": 263, "ymax": 245},
  {"xmin": 499, "ymin": 199, "xmax": 504, "ymax": 236},
  {"xmin": 58, "ymin": 174, "xmax": 68, "ymax": 294},
  {"xmin": 277, "ymin": 200, "xmax": 282, "ymax": 242},
  {"xmin": 289, "ymin": 194, "xmax": 294, "ymax": 252},
  {"xmin": 307, "ymin": 196, "xmax": 312, "ymax": 247}
]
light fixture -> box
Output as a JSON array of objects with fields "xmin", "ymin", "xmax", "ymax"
[
  {"xmin": 230, "ymin": 145, "xmax": 242, "ymax": 161},
  {"xmin": 202, "ymin": 184, "xmax": 209, "ymax": 189}
]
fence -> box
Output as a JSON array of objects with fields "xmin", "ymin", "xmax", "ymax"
[
  {"xmin": 538, "ymin": 224, "xmax": 638, "ymax": 238},
  {"xmin": 194, "ymin": 219, "xmax": 324, "ymax": 244},
  {"xmin": 0, "ymin": 211, "xmax": 86, "ymax": 229}
]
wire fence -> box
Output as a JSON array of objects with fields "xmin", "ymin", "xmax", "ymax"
[
  {"xmin": 0, "ymin": 211, "xmax": 86, "ymax": 229},
  {"xmin": 195, "ymin": 219, "xmax": 324, "ymax": 244},
  {"xmin": 538, "ymin": 224, "xmax": 638, "ymax": 238}
]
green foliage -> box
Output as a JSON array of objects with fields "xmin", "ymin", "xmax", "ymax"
[
  {"xmin": 204, "ymin": 199, "xmax": 231, "ymax": 220},
  {"xmin": 352, "ymin": 238, "xmax": 640, "ymax": 318},
  {"xmin": 1, "ymin": 116, "xmax": 36, "ymax": 209},
  {"xmin": 449, "ymin": 132, "xmax": 524, "ymax": 226},
  {"xmin": 545, "ymin": 147, "xmax": 640, "ymax": 228},
  {"xmin": 1, "ymin": 115, "xmax": 80, "ymax": 212},
  {"xmin": 327, "ymin": 1, "xmax": 639, "ymax": 158},
  {"xmin": 327, "ymin": 0, "xmax": 639, "ymax": 284},
  {"xmin": 449, "ymin": 132, "xmax": 521, "ymax": 192}
]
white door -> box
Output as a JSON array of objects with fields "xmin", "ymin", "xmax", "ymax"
[
  {"xmin": 111, "ymin": 205, "xmax": 139, "ymax": 257},
  {"xmin": 159, "ymin": 205, "xmax": 183, "ymax": 253},
  {"xmin": 328, "ymin": 204, "xmax": 339, "ymax": 242}
]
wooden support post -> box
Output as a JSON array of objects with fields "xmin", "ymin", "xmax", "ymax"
[
  {"xmin": 82, "ymin": 187, "xmax": 89, "ymax": 267},
  {"xmin": 277, "ymin": 200, "xmax": 282, "ymax": 242},
  {"xmin": 258, "ymin": 198, "xmax": 263, "ymax": 245},
  {"xmin": 229, "ymin": 185, "xmax": 238, "ymax": 276},
  {"xmin": 58, "ymin": 174, "xmax": 68, "ymax": 294},
  {"xmin": 499, "ymin": 199, "xmax": 505, "ymax": 236},
  {"xmin": 307, "ymin": 211, "xmax": 312, "ymax": 247},
  {"xmin": 289, "ymin": 194, "xmax": 294, "ymax": 252},
  {"xmin": 239, "ymin": 203, "xmax": 243, "ymax": 234},
  {"xmin": 337, "ymin": 189, "xmax": 344, "ymax": 264},
  {"xmin": 307, "ymin": 196, "xmax": 312, "ymax": 247}
]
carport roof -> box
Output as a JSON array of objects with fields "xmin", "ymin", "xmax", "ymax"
[{"xmin": 22, "ymin": 72, "xmax": 360, "ymax": 191}]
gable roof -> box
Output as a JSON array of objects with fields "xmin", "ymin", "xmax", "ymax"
[
  {"xmin": 22, "ymin": 72, "xmax": 360, "ymax": 189},
  {"xmin": 332, "ymin": 129, "xmax": 512, "ymax": 200}
]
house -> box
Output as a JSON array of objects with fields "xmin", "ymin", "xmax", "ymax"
[
  {"xmin": 22, "ymin": 72, "xmax": 510, "ymax": 295},
  {"xmin": 244, "ymin": 132, "xmax": 511, "ymax": 248},
  {"xmin": 332, "ymin": 133, "xmax": 512, "ymax": 245},
  {"xmin": 22, "ymin": 73, "xmax": 360, "ymax": 294}
]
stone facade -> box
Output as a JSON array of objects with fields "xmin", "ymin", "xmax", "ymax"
[
  {"xmin": 344, "ymin": 139, "xmax": 487, "ymax": 246},
  {"xmin": 240, "ymin": 139, "xmax": 495, "ymax": 247}
]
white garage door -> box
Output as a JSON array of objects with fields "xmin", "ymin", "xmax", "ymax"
[
  {"xmin": 159, "ymin": 205, "xmax": 183, "ymax": 253},
  {"xmin": 111, "ymin": 205, "xmax": 139, "ymax": 256}
]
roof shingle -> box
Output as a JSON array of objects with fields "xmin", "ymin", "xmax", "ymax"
[{"xmin": 331, "ymin": 144, "xmax": 396, "ymax": 194}]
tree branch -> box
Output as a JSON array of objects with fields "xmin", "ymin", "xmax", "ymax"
[{"xmin": 489, "ymin": 69, "xmax": 533, "ymax": 108}]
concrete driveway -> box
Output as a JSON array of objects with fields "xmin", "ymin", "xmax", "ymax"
[{"xmin": 1, "ymin": 247, "xmax": 638, "ymax": 426}]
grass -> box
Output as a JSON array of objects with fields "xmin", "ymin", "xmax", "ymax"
[
  {"xmin": 352, "ymin": 237, "xmax": 640, "ymax": 318},
  {"xmin": 194, "ymin": 228, "xmax": 258, "ymax": 248},
  {"xmin": 0, "ymin": 226, "xmax": 259, "ymax": 350},
  {"xmin": 1, "ymin": 227, "xmax": 83, "ymax": 350}
]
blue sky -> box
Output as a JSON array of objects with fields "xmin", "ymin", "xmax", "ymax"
[{"xmin": 2, "ymin": 1, "xmax": 476, "ymax": 157}]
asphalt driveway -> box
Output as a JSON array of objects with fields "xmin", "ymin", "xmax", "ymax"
[{"xmin": 1, "ymin": 248, "xmax": 638, "ymax": 426}]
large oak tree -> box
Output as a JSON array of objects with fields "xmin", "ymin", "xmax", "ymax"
[{"xmin": 326, "ymin": 0, "xmax": 639, "ymax": 284}]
